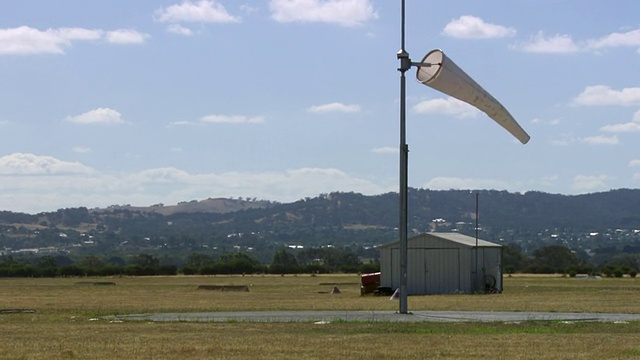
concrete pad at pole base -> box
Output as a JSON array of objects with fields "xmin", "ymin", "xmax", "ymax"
[{"xmin": 106, "ymin": 310, "xmax": 640, "ymax": 323}]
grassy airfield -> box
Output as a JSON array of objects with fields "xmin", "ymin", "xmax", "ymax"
[{"xmin": 1, "ymin": 274, "xmax": 640, "ymax": 359}]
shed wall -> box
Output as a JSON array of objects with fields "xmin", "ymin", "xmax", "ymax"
[{"xmin": 379, "ymin": 233, "xmax": 502, "ymax": 295}]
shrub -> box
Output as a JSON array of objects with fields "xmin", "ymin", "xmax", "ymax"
[
  {"xmin": 301, "ymin": 264, "xmax": 326, "ymax": 274},
  {"xmin": 35, "ymin": 266, "xmax": 58, "ymax": 277},
  {"xmin": 59, "ymin": 265, "xmax": 84, "ymax": 277},
  {"xmin": 601, "ymin": 264, "xmax": 615, "ymax": 277},
  {"xmin": 359, "ymin": 263, "xmax": 380, "ymax": 274},
  {"xmin": 99, "ymin": 264, "xmax": 124, "ymax": 276},
  {"xmin": 159, "ymin": 264, "xmax": 177, "ymax": 276},
  {"xmin": 124, "ymin": 264, "xmax": 157, "ymax": 276},
  {"xmin": 181, "ymin": 265, "xmax": 198, "ymax": 275},
  {"xmin": 613, "ymin": 268, "xmax": 624, "ymax": 278}
]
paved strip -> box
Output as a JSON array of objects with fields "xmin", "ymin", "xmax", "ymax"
[{"xmin": 109, "ymin": 310, "xmax": 640, "ymax": 323}]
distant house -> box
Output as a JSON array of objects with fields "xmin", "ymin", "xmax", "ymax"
[{"xmin": 378, "ymin": 232, "xmax": 503, "ymax": 295}]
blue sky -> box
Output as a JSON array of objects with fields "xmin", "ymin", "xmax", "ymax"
[{"xmin": 1, "ymin": 0, "xmax": 640, "ymax": 214}]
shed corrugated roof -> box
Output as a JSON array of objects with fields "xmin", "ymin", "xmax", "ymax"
[{"xmin": 378, "ymin": 232, "xmax": 501, "ymax": 248}]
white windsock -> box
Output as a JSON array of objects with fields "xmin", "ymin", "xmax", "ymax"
[{"xmin": 416, "ymin": 49, "xmax": 530, "ymax": 144}]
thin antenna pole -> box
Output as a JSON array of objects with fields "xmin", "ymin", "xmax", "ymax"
[
  {"xmin": 475, "ymin": 191, "xmax": 479, "ymax": 291},
  {"xmin": 400, "ymin": 0, "xmax": 406, "ymax": 51},
  {"xmin": 397, "ymin": 0, "xmax": 410, "ymax": 314}
]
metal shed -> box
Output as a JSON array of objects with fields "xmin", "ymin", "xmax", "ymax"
[{"xmin": 378, "ymin": 232, "xmax": 503, "ymax": 295}]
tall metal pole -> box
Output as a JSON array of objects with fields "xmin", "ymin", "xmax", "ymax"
[
  {"xmin": 397, "ymin": 0, "xmax": 410, "ymax": 314},
  {"xmin": 475, "ymin": 191, "xmax": 479, "ymax": 292}
]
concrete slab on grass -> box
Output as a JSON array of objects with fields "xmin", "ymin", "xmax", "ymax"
[{"xmin": 108, "ymin": 310, "xmax": 640, "ymax": 323}]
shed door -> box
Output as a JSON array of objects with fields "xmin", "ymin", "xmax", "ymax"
[
  {"xmin": 424, "ymin": 249, "xmax": 460, "ymax": 295},
  {"xmin": 390, "ymin": 247, "xmax": 461, "ymax": 295}
]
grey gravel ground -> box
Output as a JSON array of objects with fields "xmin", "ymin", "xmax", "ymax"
[{"xmin": 108, "ymin": 310, "xmax": 640, "ymax": 323}]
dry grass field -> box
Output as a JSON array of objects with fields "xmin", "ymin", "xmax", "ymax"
[{"xmin": 1, "ymin": 274, "xmax": 640, "ymax": 359}]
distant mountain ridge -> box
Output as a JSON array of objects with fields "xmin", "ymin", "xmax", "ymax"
[
  {"xmin": 2, "ymin": 188, "xmax": 640, "ymax": 258},
  {"xmin": 4, "ymin": 188, "xmax": 640, "ymax": 231},
  {"xmin": 97, "ymin": 197, "xmax": 272, "ymax": 216}
]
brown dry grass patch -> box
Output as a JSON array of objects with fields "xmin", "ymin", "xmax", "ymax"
[{"xmin": 1, "ymin": 274, "xmax": 640, "ymax": 359}]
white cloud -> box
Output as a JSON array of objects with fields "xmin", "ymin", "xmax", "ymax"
[
  {"xmin": 72, "ymin": 146, "xmax": 92, "ymax": 154},
  {"xmin": 629, "ymin": 159, "xmax": 640, "ymax": 167},
  {"xmin": 516, "ymin": 28, "xmax": 640, "ymax": 54},
  {"xmin": 573, "ymin": 85, "xmax": 640, "ymax": 107},
  {"xmin": 167, "ymin": 24, "xmax": 195, "ymax": 36},
  {"xmin": 634, "ymin": 110, "xmax": 640, "ymax": 122},
  {"xmin": 442, "ymin": 15, "xmax": 516, "ymax": 39},
  {"xmin": 582, "ymin": 135, "xmax": 619, "ymax": 145},
  {"xmin": 516, "ymin": 31, "xmax": 580, "ymax": 54},
  {"xmin": 551, "ymin": 131, "xmax": 621, "ymax": 147},
  {"xmin": 240, "ymin": 4, "xmax": 260, "ymax": 14},
  {"xmin": 600, "ymin": 122, "xmax": 640, "ymax": 133},
  {"xmin": 371, "ymin": 146, "xmax": 397, "ymax": 154},
  {"xmin": 171, "ymin": 114, "xmax": 266, "ymax": 125},
  {"xmin": 550, "ymin": 133, "xmax": 577, "ymax": 147},
  {"xmin": 424, "ymin": 177, "xmax": 509, "ymax": 191},
  {"xmin": 307, "ymin": 102, "xmax": 361, "ymax": 113},
  {"xmin": 135, "ymin": 167, "xmax": 192, "ymax": 184},
  {"xmin": 586, "ymin": 28, "xmax": 640, "ymax": 50},
  {"xmin": 0, "ymin": 153, "xmax": 94, "ymax": 175},
  {"xmin": 65, "ymin": 108, "xmax": 124, "ymax": 125},
  {"xmin": 269, "ymin": 0, "xmax": 378, "ymax": 27},
  {"xmin": 199, "ymin": 114, "xmax": 265, "ymax": 123},
  {"xmin": 155, "ymin": 0, "xmax": 240, "ymax": 23},
  {"xmin": 0, "ymin": 154, "xmax": 390, "ymax": 213},
  {"xmin": 413, "ymin": 97, "xmax": 479, "ymax": 118},
  {"xmin": 168, "ymin": 120, "xmax": 193, "ymax": 126},
  {"xmin": 212, "ymin": 167, "xmax": 391, "ymax": 204},
  {"xmin": 0, "ymin": 26, "xmax": 101, "ymax": 55},
  {"xmin": 532, "ymin": 117, "xmax": 561, "ymax": 125},
  {"xmin": 571, "ymin": 174, "xmax": 609, "ymax": 193},
  {"xmin": 106, "ymin": 29, "xmax": 149, "ymax": 44},
  {"xmin": 536, "ymin": 175, "xmax": 559, "ymax": 188},
  {"xmin": 55, "ymin": 28, "xmax": 103, "ymax": 41},
  {"xmin": 0, "ymin": 26, "xmax": 149, "ymax": 55}
]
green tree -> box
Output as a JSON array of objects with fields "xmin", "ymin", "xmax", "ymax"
[
  {"xmin": 130, "ymin": 253, "xmax": 160, "ymax": 268},
  {"xmin": 269, "ymin": 248, "xmax": 300, "ymax": 274},
  {"xmin": 59, "ymin": 264, "xmax": 84, "ymax": 277},
  {"xmin": 79, "ymin": 255, "xmax": 104, "ymax": 269},
  {"xmin": 35, "ymin": 256, "xmax": 58, "ymax": 277},
  {"xmin": 125, "ymin": 254, "xmax": 160, "ymax": 275},
  {"xmin": 186, "ymin": 253, "xmax": 213, "ymax": 269},
  {"xmin": 296, "ymin": 247, "xmax": 362, "ymax": 273},
  {"xmin": 213, "ymin": 252, "xmax": 263, "ymax": 274},
  {"xmin": 525, "ymin": 245, "xmax": 580, "ymax": 273},
  {"xmin": 502, "ymin": 244, "xmax": 525, "ymax": 273},
  {"xmin": 106, "ymin": 256, "xmax": 126, "ymax": 266},
  {"xmin": 607, "ymin": 254, "xmax": 639, "ymax": 272}
]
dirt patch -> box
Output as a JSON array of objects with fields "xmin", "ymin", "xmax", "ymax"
[
  {"xmin": 318, "ymin": 282, "xmax": 358, "ymax": 286},
  {"xmin": 75, "ymin": 282, "xmax": 116, "ymax": 286},
  {"xmin": 198, "ymin": 285, "xmax": 249, "ymax": 292}
]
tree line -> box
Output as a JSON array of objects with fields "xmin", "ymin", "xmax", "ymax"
[
  {"xmin": 0, "ymin": 246, "xmax": 379, "ymax": 278},
  {"xmin": 503, "ymin": 244, "xmax": 639, "ymax": 277},
  {"xmin": 2, "ymin": 243, "xmax": 638, "ymax": 278}
]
